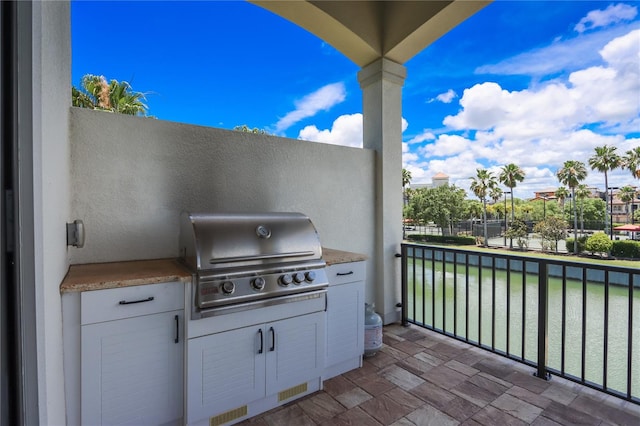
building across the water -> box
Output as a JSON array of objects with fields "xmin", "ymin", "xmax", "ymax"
[{"xmin": 411, "ymin": 172, "xmax": 450, "ymax": 190}]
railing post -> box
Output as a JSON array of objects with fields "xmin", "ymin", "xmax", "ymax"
[
  {"xmin": 535, "ymin": 259, "xmax": 551, "ymax": 380},
  {"xmin": 400, "ymin": 244, "xmax": 408, "ymax": 326}
]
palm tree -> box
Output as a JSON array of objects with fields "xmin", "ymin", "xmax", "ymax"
[
  {"xmin": 489, "ymin": 187, "xmax": 504, "ymax": 233},
  {"xmin": 402, "ymin": 168, "xmax": 412, "ymax": 189},
  {"xmin": 499, "ymin": 163, "xmax": 525, "ymax": 248},
  {"xmin": 575, "ymin": 184, "xmax": 590, "ymax": 234},
  {"xmin": 622, "ymin": 147, "xmax": 640, "ymax": 179},
  {"xmin": 619, "ymin": 186, "xmax": 636, "ymax": 224},
  {"xmin": 402, "ymin": 168, "xmax": 412, "ymax": 238},
  {"xmin": 557, "ymin": 161, "xmax": 588, "ymax": 253},
  {"xmin": 72, "ymin": 74, "xmax": 107, "ymax": 108},
  {"xmin": 402, "ymin": 168, "xmax": 412, "ymax": 207},
  {"xmin": 72, "ymin": 74, "xmax": 150, "ymax": 116},
  {"xmin": 588, "ymin": 145, "xmax": 621, "ymax": 236},
  {"xmin": 470, "ymin": 169, "xmax": 498, "ymax": 247},
  {"xmin": 555, "ymin": 186, "xmax": 570, "ymax": 217},
  {"xmin": 490, "ymin": 187, "xmax": 503, "ymax": 209}
]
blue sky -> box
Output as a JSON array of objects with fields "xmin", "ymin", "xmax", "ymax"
[{"xmin": 72, "ymin": 1, "xmax": 640, "ymax": 199}]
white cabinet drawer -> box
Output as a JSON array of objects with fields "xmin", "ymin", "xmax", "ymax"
[
  {"xmin": 326, "ymin": 261, "xmax": 365, "ymax": 286},
  {"xmin": 81, "ymin": 281, "xmax": 184, "ymax": 325}
]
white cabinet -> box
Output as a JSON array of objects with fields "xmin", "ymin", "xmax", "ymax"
[
  {"xmin": 79, "ymin": 282, "xmax": 184, "ymax": 426},
  {"xmin": 324, "ymin": 261, "xmax": 365, "ymax": 380},
  {"xmin": 187, "ymin": 311, "xmax": 325, "ymax": 425}
]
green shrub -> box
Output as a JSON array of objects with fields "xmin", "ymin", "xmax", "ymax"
[
  {"xmin": 534, "ymin": 217, "xmax": 568, "ymax": 253},
  {"xmin": 406, "ymin": 234, "xmax": 476, "ymax": 245},
  {"xmin": 610, "ymin": 240, "xmax": 640, "ymax": 258},
  {"xmin": 565, "ymin": 236, "xmax": 588, "ymax": 254},
  {"xmin": 505, "ymin": 218, "xmax": 529, "ymax": 250},
  {"xmin": 585, "ymin": 233, "xmax": 613, "ymax": 255}
]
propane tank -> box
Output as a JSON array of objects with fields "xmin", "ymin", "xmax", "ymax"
[{"xmin": 364, "ymin": 303, "xmax": 383, "ymax": 357}]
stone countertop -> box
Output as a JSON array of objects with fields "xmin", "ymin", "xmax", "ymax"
[
  {"xmin": 60, "ymin": 248, "xmax": 367, "ymax": 293},
  {"xmin": 322, "ymin": 248, "xmax": 368, "ymax": 265},
  {"xmin": 60, "ymin": 258, "xmax": 191, "ymax": 293}
]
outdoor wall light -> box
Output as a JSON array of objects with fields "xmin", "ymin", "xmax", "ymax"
[{"xmin": 66, "ymin": 219, "xmax": 85, "ymax": 248}]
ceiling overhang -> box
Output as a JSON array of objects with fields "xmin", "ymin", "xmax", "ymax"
[{"xmin": 250, "ymin": 0, "xmax": 491, "ymax": 67}]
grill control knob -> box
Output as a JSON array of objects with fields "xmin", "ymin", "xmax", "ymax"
[
  {"xmin": 252, "ymin": 277, "xmax": 266, "ymax": 291},
  {"xmin": 279, "ymin": 274, "xmax": 293, "ymax": 286},
  {"xmin": 305, "ymin": 271, "xmax": 316, "ymax": 282},
  {"xmin": 293, "ymin": 272, "xmax": 305, "ymax": 284},
  {"xmin": 221, "ymin": 281, "xmax": 235, "ymax": 295}
]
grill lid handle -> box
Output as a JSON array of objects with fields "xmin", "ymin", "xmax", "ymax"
[{"xmin": 209, "ymin": 251, "xmax": 316, "ymax": 264}]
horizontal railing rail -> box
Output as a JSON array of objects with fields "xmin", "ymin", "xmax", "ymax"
[{"xmin": 400, "ymin": 243, "xmax": 639, "ymax": 405}]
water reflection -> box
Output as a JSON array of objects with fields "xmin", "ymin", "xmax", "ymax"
[{"xmin": 405, "ymin": 256, "xmax": 639, "ymax": 398}]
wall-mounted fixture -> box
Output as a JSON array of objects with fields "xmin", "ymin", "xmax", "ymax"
[{"xmin": 66, "ymin": 220, "xmax": 85, "ymax": 248}]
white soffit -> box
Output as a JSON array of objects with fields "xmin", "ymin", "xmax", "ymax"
[{"xmin": 250, "ymin": 0, "xmax": 492, "ymax": 67}]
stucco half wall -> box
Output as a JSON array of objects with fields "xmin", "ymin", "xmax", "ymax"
[{"xmin": 69, "ymin": 107, "xmax": 378, "ymax": 300}]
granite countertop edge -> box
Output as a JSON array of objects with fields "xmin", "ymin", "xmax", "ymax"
[
  {"xmin": 60, "ymin": 248, "xmax": 367, "ymax": 293},
  {"xmin": 322, "ymin": 247, "xmax": 368, "ymax": 266}
]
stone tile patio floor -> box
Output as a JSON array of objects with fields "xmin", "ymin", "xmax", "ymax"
[{"xmin": 239, "ymin": 324, "xmax": 640, "ymax": 426}]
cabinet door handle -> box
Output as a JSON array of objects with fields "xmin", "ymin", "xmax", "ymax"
[
  {"xmin": 118, "ymin": 296, "xmax": 154, "ymax": 305},
  {"xmin": 269, "ymin": 327, "xmax": 275, "ymax": 352},
  {"xmin": 257, "ymin": 329, "xmax": 264, "ymax": 354},
  {"xmin": 336, "ymin": 271, "xmax": 353, "ymax": 276},
  {"xmin": 174, "ymin": 315, "xmax": 179, "ymax": 343}
]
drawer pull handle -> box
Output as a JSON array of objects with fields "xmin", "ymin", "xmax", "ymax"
[
  {"xmin": 269, "ymin": 327, "xmax": 275, "ymax": 352},
  {"xmin": 336, "ymin": 271, "xmax": 353, "ymax": 276},
  {"xmin": 174, "ymin": 315, "xmax": 179, "ymax": 343},
  {"xmin": 118, "ymin": 296, "xmax": 154, "ymax": 305}
]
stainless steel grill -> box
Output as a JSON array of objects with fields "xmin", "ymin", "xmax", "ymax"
[{"xmin": 179, "ymin": 212, "xmax": 328, "ymax": 318}]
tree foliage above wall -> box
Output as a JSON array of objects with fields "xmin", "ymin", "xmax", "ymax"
[
  {"xmin": 72, "ymin": 74, "xmax": 152, "ymax": 117},
  {"xmin": 233, "ymin": 125, "xmax": 271, "ymax": 135}
]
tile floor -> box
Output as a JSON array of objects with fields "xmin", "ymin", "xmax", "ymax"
[{"xmin": 238, "ymin": 324, "xmax": 640, "ymax": 426}]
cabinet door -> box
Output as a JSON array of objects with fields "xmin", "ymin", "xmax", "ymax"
[
  {"xmin": 327, "ymin": 281, "xmax": 364, "ymax": 367},
  {"xmin": 187, "ymin": 325, "xmax": 265, "ymax": 422},
  {"xmin": 81, "ymin": 310, "xmax": 183, "ymax": 426},
  {"xmin": 266, "ymin": 311, "xmax": 325, "ymax": 394}
]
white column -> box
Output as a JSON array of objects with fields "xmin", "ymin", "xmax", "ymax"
[{"xmin": 358, "ymin": 58, "xmax": 406, "ymax": 325}]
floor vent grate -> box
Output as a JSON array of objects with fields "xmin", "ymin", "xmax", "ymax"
[
  {"xmin": 278, "ymin": 382, "xmax": 308, "ymax": 402},
  {"xmin": 209, "ymin": 405, "xmax": 247, "ymax": 426}
]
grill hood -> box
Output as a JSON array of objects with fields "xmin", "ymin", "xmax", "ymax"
[{"xmin": 179, "ymin": 212, "xmax": 324, "ymax": 273}]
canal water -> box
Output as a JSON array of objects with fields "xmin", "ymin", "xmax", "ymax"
[{"xmin": 405, "ymin": 258, "xmax": 640, "ymax": 399}]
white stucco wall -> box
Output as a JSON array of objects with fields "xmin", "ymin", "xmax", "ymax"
[
  {"xmin": 69, "ymin": 107, "xmax": 376, "ymax": 294},
  {"xmin": 34, "ymin": 1, "xmax": 71, "ymax": 424}
]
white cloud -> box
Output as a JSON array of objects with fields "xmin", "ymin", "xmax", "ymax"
[
  {"xmin": 403, "ymin": 164, "xmax": 427, "ymax": 183},
  {"xmin": 420, "ymin": 152, "xmax": 484, "ymax": 188},
  {"xmin": 275, "ymin": 82, "xmax": 346, "ymax": 132},
  {"xmin": 443, "ymin": 82, "xmax": 510, "ymax": 130},
  {"xmin": 600, "ymin": 28, "xmax": 640, "ymax": 66},
  {"xmin": 406, "ymin": 28, "xmax": 640, "ymax": 200},
  {"xmin": 574, "ymin": 3, "xmax": 637, "ymax": 33},
  {"xmin": 420, "ymin": 134, "xmax": 473, "ymax": 158},
  {"xmin": 406, "ymin": 130, "xmax": 435, "ymax": 144},
  {"xmin": 476, "ymin": 22, "xmax": 636, "ymax": 77},
  {"xmin": 445, "ymin": 29, "xmax": 639, "ymax": 141},
  {"xmin": 298, "ymin": 114, "xmax": 410, "ymax": 148},
  {"xmin": 402, "ymin": 141, "xmax": 420, "ymax": 165},
  {"xmin": 298, "ymin": 113, "xmax": 363, "ymax": 147},
  {"xmin": 429, "ymin": 89, "xmax": 457, "ymax": 104}
]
